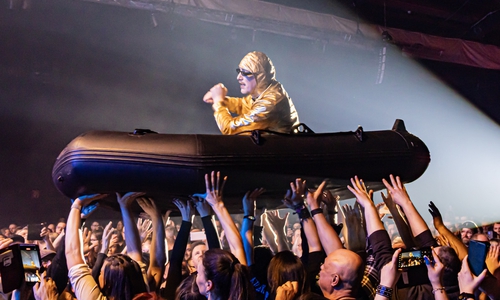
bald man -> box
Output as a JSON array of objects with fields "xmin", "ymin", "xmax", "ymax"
[
  {"xmin": 203, "ymin": 51, "xmax": 299, "ymax": 135},
  {"xmin": 317, "ymin": 249, "xmax": 364, "ymax": 300}
]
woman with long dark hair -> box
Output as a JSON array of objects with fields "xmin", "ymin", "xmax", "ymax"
[
  {"xmin": 195, "ymin": 171, "xmax": 253, "ymax": 300},
  {"xmin": 65, "ymin": 193, "xmax": 160, "ymax": 300}
]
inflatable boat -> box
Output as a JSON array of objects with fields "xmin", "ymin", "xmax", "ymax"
[{"xmin": 52, "ymin": 119, "xmax": 430, "ymax": 213}]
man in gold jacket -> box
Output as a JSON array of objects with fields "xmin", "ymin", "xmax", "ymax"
[{"xmin": 203, "ymin": 51, "xmax": 299, "ymax": 135}]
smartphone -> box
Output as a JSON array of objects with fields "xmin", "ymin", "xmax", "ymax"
[
  {"xmin": 19, "ymin": 244, "xmax": 42, "ymax": 283},
  {"xmin": 0, "ymin": 244, "xmax": 41, "ymax": 293},
  {"xmin": 27, "ymin": 223, "xmax": 46, "ymax": 241},
  {"xmin": 468, "ymin": 240, "xmax": 489, "ymax": 276},
  {"xmin": 397, "ymin": 248, "xmax": 433, "ymax": 269}
]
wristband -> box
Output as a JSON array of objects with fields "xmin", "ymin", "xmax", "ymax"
[
  {"xmin": 310, "ymin": 208, "xmax": 323, "ymax": 217},
  {"xmin": 432, "ymin": 287, "xmax": 445, "ymax": 294},
  {"xmin": 293, "ymin": 202, "xmax": 305, "ymax": 211},
  {"xmin": 376, "ymin": 285, "xmax": 393, "ymax": 299},
  {"xmin": 243, "ymin": 215, "xmax": 256, "ymax": 221},
  {"xmin": 458, "ymin": 293, "xmax": 475, "ymax": 300},
  {"xmin": 297, "ymin": 207, "xmax": 311, "ymax": 221},
  {"xmin": 71, "ymin": 204, "xmax": 82, "ymax": 211},
  {"xmin": 328, "ymin": 210, "xmax": 337, "ymax": 215}
]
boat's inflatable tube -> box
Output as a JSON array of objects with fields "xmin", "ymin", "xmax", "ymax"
[{"xmin": 52, "ymin": 119, "xmax": 430, "ymax": 213}]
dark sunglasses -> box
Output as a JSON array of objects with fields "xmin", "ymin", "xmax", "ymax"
[{"xmin": 236, "ymin": 68, "xmax": 253, "ymax": 77}]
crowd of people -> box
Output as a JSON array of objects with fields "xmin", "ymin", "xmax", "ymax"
[{"xmin": 0, "ymin": 172, "xmax": 499, "ymax": 300}]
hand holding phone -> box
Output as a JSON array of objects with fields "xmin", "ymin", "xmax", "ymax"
[
  {"xmin": 397, "ymin": 248, "xmax": 433, "ymax": 269},
  {"xmin": 468, "ymin": 240, "xmax": 489, "ymax": 276},
  {"xmin": 459, "ymin": 255, "xmax": 488, "ymax": 294}
]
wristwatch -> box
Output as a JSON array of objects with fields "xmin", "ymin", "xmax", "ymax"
[
  {"xmin": 458, "ymin": 292, "xmax": 475, "ymax": 300},
  {"xmin": 244, "ymin": 215, "xmax": 256, "ymax": 221}
]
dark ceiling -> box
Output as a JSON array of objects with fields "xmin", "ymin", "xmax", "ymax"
[{"xmin": 265, "ymin": 0, "xmax": 500, "ymax": 46}]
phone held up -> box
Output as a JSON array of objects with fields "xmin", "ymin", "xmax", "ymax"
[
  {"xmin": 0, "ymin": 244, "xmax": 42, "ymax": 293},
  {"xmin": 397, "ymin": 247, "xmax": 434, "ymax": 269},
  {"xmin": 468, "ymin": 240, "xmax": 489, "ymax": 276}
]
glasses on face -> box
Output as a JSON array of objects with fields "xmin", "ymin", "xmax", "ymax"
[{"xmin": 236, "ymin": 68, "xmax": 253, "ymax": 77}]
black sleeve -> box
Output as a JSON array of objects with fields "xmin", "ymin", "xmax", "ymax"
[
  {"xmin": 162, "ymin": 220, "xmax": 192, "ymax": 300},
  {"xmin": 305, "ymin": 251, "xmax": 326, "ymax": 296},
  {"xmin": 368, "ymin": 229, "xmax": 393, "ymax": 271},
  {"xmin": 414, "ymin": 229, "xmax": 438, "ymax": 248},
  {"xmin": 91, "ymin": 253, "xmax": 108, "ymax": 283},
  {"xmin": 253, "ymin": 226, "xmax": 263, "ymax": 247},
  {"xmin": 201, "ymin": 216, "xmax": 221, "ymax": 249},
  {"xmin": 46, "ymin": 235, "xmax": 69, "ymax": 295}
]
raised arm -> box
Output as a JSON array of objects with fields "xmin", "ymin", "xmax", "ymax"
[
  {"xmin": 116, "ymin": 192, "xmax": 145, "ymax": 263},
  {"xmin": 282, "ymin": 179, "xmax": 323, "ymax": 253},
  {"xmin": 382, "ymin": 175, "xmax": 430, "ymax": 241},
  {"xmin": 425, "ymin": 248, "xmax": 449, "ymax": 300},
  {"xmin": 302, "ymin": 179, "xmax": 343, "ymax": 254},
  {"xmin": 65, "ymin": 194, "xmax": 107, "ymax": 269},
  {"xmin": 347, "ymin": 176, "xmax": 384, "ymax": 236},
  {"xmin": 241, "ymin": 188, "xmax": 265, "ymax": 265},
  {"xmin": 338, "ymin": 203, "xmax": 366, "ymax": 254},
  {"xmin": 428, "ymin": 201, "xmax": 468, "ymax": 260},
  {"xmin": 137, "ymin": 197, "xmax": 166, "ymax": 292},
  {"xmin": 162, "ymin": 199, "xmax": 194, "ymax": 300},
  {"xmin": 193, "ymin": 195, "xmax": 221, "ymax": 249},
  {"xmin": 204, "ymin": 171, "xmax": 247, "ymax": 265},
  {"xmin": 381, "ymin": 190, "xmax": 416, "ymax": 249}
]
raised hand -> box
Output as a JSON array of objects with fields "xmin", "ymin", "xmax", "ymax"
[
  {"xmin": 321, "ymin": 189, "xmax": 339, "ymax": 213},
  {"xmin": 425, "ymin": 248, "xmax": 445, "ymax": 288},
  {"xmin": 204, "ymin": 171, "xmax": 227, "ymax": 208},
  {"xmin": 33, "ymin": 272, "xmax": 59, "ymax": 300},
  {"xmin": 283, "ymin": 178, "xmax": 307, "ymax": 207},
  {"xmin": 485, "ymin": 244, "xmax": 500, "ymax": 276},
  {"xmin": 73, "ymin": 193, "xmax": 108, "ymax": 207},
  {"xmin": 100, "ymin": 221, "xmax": 114, "ymax": 254},
  {"xmin": 242, "ymin": 188, "xmax": 265, "ymax": 216},
  {"xmin": 305, "ymin": 180, "xmax": 327, "ymax": 210},
  {"xmin": 347, "ymin": 176, "xmax": 373, "ymax": 208},
  {"xmin": 266, "ymin": 210, "xmax": 289, "ymax": 235},
  {"xmin": 428, "ymin": 201, "xmax": 444, "ymax": 228},
  {"xmin": 381, "ymin": 175, "xmax": 411, "ymax": 207},
  {"xmin": 381, "ymin": 189, "xmax": 396, "ymax": 211},
  {"xmin": 173, "ymin": 198, "xmax": 194, "ymax": 222},
  {"xmin": 136, "ymin": 218, "xmax": 153, "ymax": 243},
  {"xmin": 339, "ymin": 203, "xmax": 365, "ymax": 252},
  {"xmin": 458, "ymin": 255, "xmax": 488, "ymax": 294},
  {"xmin": 116, "ymin": 192, "xmax": 146, "ymax": 208},
  {"xmin": 82, "ymin": 227, "xmax": 92, "ymax": 254},
  {"xmin": 191, "ymin": 195, "xmax": 212, "ymax": 218},
  {"xmin": 163, "ymin": 209, "xmax": 172, "ymax": 227},
  {"xmin": 379, "ymin": 248, "xmax": 402, "ymax": 288},
  {"xmin": 137, "ymin": 197, "xmax": 160, "ymax": 218},
  {"xmin": 276, "ymin": 281, "xmax": 298, "ymax": 300}
]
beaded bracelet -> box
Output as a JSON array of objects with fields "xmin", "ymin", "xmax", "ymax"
[
  {"xmin": 432, "ymin": 287, "xmax": 446, "ymax": 294},
  {"xmin": 376, "ymin": 285, "xmax": 393, "ymax": 298}
]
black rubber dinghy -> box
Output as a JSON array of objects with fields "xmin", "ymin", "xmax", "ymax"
[{"xmin": 52, "ymin": 119, "xmax": 430, "ymax": 213}]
